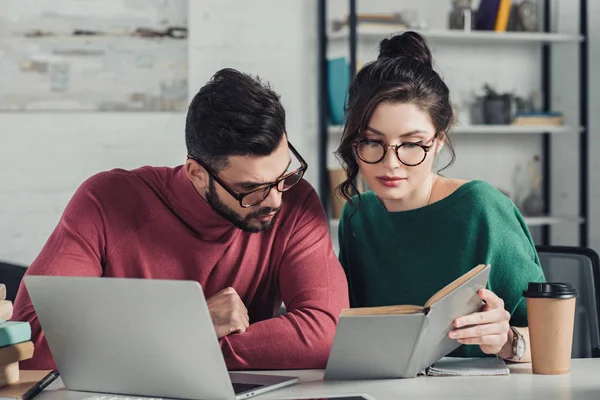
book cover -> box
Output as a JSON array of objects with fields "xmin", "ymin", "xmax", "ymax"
[
  {"xmin": 494, "ymin": 0, "xmax": 513, "ymax": 32},
  {"xmin": 476, "ymin": 0, "xmax": 501, "ymax": 30},
  {"xmin": 324, "ymin": 264, "xmax": 491, "ymax": 380},
  {"xmin": 0, "ymin": 322, "xmax": 32, "ymax": 348},
  {"xmin": 0, "ymin": 301, "xmax": 13, "ymax": 321}
]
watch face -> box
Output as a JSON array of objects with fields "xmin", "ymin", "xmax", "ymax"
[{"xmin": 516, "ymin": 338, "xmax": 526, "ymax": 358}]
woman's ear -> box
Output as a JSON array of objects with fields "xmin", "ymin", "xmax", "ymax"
[{"xmin": 435, "ymin": 132, "xmax": 446, "ymax": 154}]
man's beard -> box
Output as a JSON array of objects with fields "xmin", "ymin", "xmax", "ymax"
[{"xmin": 206, "ymin": 178, "xmax": 281, "ymax": 233}]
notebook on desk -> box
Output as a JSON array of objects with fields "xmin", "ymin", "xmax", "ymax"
[
  {"xmin": 24, "ymin": 276, "xmax": 299, "ymax": 400},
  {"xmin": 424, "ymin": 357, "xmax": 510, "ymax": 377}
]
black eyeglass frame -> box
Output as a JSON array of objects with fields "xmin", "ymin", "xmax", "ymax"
[
  {"xmin": 187, "ymin": 142, "xmax": 308, "ymax": 208},
  {"xmin": 353, "ymin": 134, "xmax": 438, "ymax": 167}
]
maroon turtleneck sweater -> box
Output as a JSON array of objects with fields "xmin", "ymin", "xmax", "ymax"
[{"xmin": 12, "ymin": 166, "xmax": 348, "ymax": 370}]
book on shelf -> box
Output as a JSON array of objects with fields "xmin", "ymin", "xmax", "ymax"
[
  {"xmin": 512, "ymin": 112, "xmax": 563, "ymax": 126},
  {"xmin": 324, "ymin": 264, "xmax": 491, "ymax": 380},
  {"xmin": 332, "ymin": 13, "xmax": 409, "ymax": 32},
  {"xmin": 494, "ymin": 0, "xmax": 513, "ymax": 32}
]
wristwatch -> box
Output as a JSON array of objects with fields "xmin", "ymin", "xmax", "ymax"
[{"xmin": 510, "ymin": 326, "xmax": 526, "ymax": 361}]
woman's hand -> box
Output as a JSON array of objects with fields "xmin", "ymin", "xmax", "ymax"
[{"xmin": 448, "ymin": 288, "xmax": 512, "ymax": 357}]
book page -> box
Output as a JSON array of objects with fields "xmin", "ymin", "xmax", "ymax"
[
  {"xmin": 424, "ymin": 264, "xmax": 488, "ymax": 308},
  {"xmin": 341, "ymin": 304, "xmax": 423, "ymax": 316}
]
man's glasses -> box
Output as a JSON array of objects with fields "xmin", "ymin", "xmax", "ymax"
[
  {"xmin": 354, "ymin": 135, "xmax": 436, "ymax": 167},
  {"xmin": 187, "ymin": 143, "xmax": 308, "ymax": 208}
]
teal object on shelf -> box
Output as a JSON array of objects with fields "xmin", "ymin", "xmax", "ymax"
[
  {"xmin": 0, "ymin": 321, "xmax": 31, "ymax": 347},
  {"xmin": 328, "ymin": 57, "xmax": 350, "ymax": 125}
]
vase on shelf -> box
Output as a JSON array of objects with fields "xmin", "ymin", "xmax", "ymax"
[
  {"xmin": 449, "ymin": 0, "xmax": 475, "ymax": 31},
  {"xmin": 521, "ymin": 154, "xmax": 545, "ymax": 217}
]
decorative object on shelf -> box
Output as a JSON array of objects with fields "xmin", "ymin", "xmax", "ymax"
[
  {"xmin": 515, "ymin": 0, "xmax": 539, "ymax": 32},
  {"xmin": 449, "ymin": 0, "xmax": 475, "ymax": 31},
  {"xmin": 521, "ymin": 154, "xmax": 545, "ymax": 216},
  {"xmin": 469, "ymin": 98, "xmax": 485, "ymax": 125}
]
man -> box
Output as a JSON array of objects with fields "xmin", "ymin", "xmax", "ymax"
[{"xmin": 12, "ymin": 68, "xmax": 348, "ymax": 370}]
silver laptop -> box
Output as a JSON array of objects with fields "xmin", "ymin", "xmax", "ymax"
[{"xmin": 24, "ymin": 276, "xmax": 299, "ymax": 400}]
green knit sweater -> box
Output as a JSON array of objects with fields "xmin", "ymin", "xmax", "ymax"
[{"xmin": 338, "ymin": 180, "xmax": 545, "ymax": 357}]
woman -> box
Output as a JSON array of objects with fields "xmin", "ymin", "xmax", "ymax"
[{"xmin": 335, "ymin": 31, "xmax": 544, "ymax": 361}]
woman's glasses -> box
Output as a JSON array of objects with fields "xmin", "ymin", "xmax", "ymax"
[{"xmin": 354, "ymin": 136, "xmax": 436, "ymax": 167}]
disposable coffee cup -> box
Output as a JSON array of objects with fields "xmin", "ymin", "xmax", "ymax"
[{"xmin": 523, "ymin": 282, "xmax": 577, "ymax": 375}]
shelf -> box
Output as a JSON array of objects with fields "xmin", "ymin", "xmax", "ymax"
[
  {"xmin": 328, "ymin": 125, "xmax": 581, "ymax": 136},
  {"xmin": 328, "ymin": 125, "xmax": 343, "ymax": 135},
  {"xmin": 328, "ymin": 28, "xmax": 583, "ymax": 44},
  {"xmin": 329, "ymin": 216, "xmax": 583, "ymax": 228},
  {"xmin": 453, "ymin": 125, "xmax": 582, "ymax": 134},
  {"xmin": 522, "ymin": 216, "xmax": 584, "ymax": 227}
]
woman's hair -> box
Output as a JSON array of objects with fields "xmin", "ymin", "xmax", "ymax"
[{"xmin": 335, "ymin": 31, "xmax": 456, "ymax": 202}]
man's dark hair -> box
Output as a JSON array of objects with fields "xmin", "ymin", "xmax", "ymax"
[{"xmin": 185, "ymin": 68, "xmax": 286, "ymax": 172}]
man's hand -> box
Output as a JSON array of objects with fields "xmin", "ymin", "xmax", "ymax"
[
  {"xmin": 207, "ymin": 287, "xmax": 249, "ymax": 339},
  {"xmin": 449, "ymin": 289, "xmax": 512, "ymax": 356}
]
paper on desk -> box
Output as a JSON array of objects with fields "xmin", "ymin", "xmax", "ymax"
[{"xmin": 425, "ymin": 357, "xmax": 510, "ymax": 376}]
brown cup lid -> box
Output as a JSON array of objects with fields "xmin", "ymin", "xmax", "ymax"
[{"xmin": 523, "ymin": 282, "xmax": 578, "ymax": 299}]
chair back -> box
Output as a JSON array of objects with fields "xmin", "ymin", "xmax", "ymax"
[
  {"xmin": 0, "ymin": 261, "xmax": 27, "ymax": 302},
  {"xmin": 536, "ymin": 246, "xmax": 600, "ymax": 358}
]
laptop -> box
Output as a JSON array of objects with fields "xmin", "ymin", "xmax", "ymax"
[{"xmin": 24, "ymin": 276, "xmax": 299, "ymax": 400}]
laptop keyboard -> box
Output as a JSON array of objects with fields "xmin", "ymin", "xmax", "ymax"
[{"xmin": 232, "ymin": 382, "xmax": 264, "ymax": 394}]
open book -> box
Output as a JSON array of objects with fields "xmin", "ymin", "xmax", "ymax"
[{"xmin": 324, "ymin": 264, "xmax": 491, "ymax": 380}]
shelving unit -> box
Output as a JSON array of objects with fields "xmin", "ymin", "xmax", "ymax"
[{"xmin": 317, "ymin": 0, "xmax": 589, "ymax": 247}]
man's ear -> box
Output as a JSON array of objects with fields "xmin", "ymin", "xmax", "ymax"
[{"xmin": 185, "ymin": 159, "xmax": 210, "ymax": 192}]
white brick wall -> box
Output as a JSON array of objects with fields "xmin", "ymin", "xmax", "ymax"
[
  {"xmin": 0, "ymin": 0, "xmax": 318, "ymax": 265},
  {"xmin": 0, "ymin": 113, "xmax": 186, "ymax": 264}
]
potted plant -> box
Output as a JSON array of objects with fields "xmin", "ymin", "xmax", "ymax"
[{"xmin": 481, "ymin": 84, "xmax": 514, "ymax": 124}]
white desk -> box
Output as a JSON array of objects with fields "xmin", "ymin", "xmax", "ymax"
[{"xmin": 38, "ymin": 359, "xmax": 600, "ymax": 400}]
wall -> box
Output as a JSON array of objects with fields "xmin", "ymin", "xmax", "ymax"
[
  {"xmin": 0, "ymin": 0, "xmax": 317, "ymax": 265},
  {"xmin": 1, "ymin": 0, "xmax": 595, "ymax": 265}
]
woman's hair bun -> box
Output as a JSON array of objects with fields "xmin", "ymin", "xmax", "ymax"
[{"xmin": 378, "ymin": 31, "xmax": 433, "ymax": 68}]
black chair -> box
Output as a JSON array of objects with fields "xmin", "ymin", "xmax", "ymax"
[
  {"xmin": 0, "ymin": 261, "xmax": 27, "ymax": 303},
  {"xmin": 536, "ymin": 246, "xmax": 600, "ymax": 358}
]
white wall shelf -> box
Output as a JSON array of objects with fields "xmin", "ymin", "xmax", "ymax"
[
  {"xmin": 328, "ymin": 28, "xmax": 583, "ymax": 44},
  {"xmin": 328, "ymin": 125, "xmax": 582, "ymax": 136}
]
